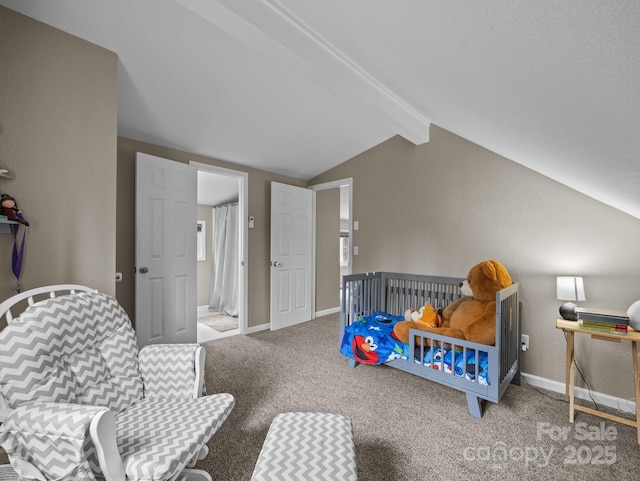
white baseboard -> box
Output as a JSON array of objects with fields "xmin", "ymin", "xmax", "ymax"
[
  {"xmin": 245, "ymin": 309, "xmax": 339, "ymax": 334},
  {"xmin": 247, "ymin": 323, "xmax": 269, "ymax": 334},
  {"xmin": 197, "ymin": 305, "xmax": 209, "ymax": 317},
  {"xmin": 521, "ymin": 372, "xmax": 636, "ymax": 414},
  {"xmin": 316, "ymin": 306, "xmax": 341, "ymax": 317}
]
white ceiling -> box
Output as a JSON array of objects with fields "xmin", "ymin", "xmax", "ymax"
[
  {"xmin": 3, "ymin": 1, "xmax": 640, "ymax": 218},
  {"xmin": 197, "ymin": 170, "xmax": 238, "ymax": 207}
]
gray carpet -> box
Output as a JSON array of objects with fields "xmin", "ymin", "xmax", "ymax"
[{"xmin": 196, "ymin": 313, "xmax": 638, "ymax": 480}]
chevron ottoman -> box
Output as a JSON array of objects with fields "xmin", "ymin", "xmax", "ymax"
[{"xmin": 251, "ymin": 412, "xmax": 358, "ymax": 481}]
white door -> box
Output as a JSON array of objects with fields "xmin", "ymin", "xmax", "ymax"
[
  {"xmin": 270, "ymin": 182, "xmax": 314, "ymax": 330},
  {"xmin": 136, "ymin": 152, "xmax": 197, "ymax": 347}
]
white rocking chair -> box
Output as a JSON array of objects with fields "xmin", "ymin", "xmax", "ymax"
[{"xmin": 0, "ymin": 285, "xmax": 235, "ymax": 481}]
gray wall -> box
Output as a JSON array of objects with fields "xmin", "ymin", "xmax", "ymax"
[
  {"xmin": 310, "ymin": 126, "xmax": 640, "ymax": 401},
  {"xmin": 0, "ymin": 6, "xmax": 117, "ymax": 309}
]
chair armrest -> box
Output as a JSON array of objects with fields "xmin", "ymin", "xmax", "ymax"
[
  {"xmin": 138, "ymin": 344, "xmax": 205, "ymax": 399},
  {"xmin": 0, "ymin": 403, "xmax": 123, "ymax": 480},
  {"xmin": 90, "ymin": 410, "xmax": 126, "ymax": 481}
]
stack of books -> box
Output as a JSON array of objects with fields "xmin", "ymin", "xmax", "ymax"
[{"xmin": 576, "ymin": 308, "xmax": 630, "ymax": 334}]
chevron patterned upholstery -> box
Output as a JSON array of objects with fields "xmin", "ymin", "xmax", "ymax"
[
  {"xmin": 0, "ymin": 292, "xmax": 143, "ymax": 413},
  {"xmin": 0, "ymin": 403, "xmax": 107, "ymax": 480},
  {"xmin": 0, "ymin": 289, "xmax": 235, "ymax": 481},
  {"xmin": 139, "ymin": 344, "xmax": 199, "ymax": 399},
  {"xmin": 110, "ymin": 395, "xmax": 234, "ymax": 479},
  {"xmin": 251, "ymin": 412, "xmax": 358, "ymax": 481}
]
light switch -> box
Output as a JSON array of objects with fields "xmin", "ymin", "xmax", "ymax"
[
  {"xmin": 353, "ymin": 246, "xmax": 359, "ymax": 256},
  {"xmin": 353, "ymin": 221, "xmax": 359, "ymax": 230}
]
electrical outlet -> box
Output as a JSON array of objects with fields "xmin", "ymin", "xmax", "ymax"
[{"xmin": 521, "ymin": 334, "xmax": 529, "ymax": 352}]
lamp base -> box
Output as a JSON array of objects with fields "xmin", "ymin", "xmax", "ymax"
[{"xmin": 559, "ymin": 302, "xmax": 578, "ymax": 321}]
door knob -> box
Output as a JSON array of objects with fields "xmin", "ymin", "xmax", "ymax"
[
  {"xmin": 139, "ymin": 266, "xmax": 149, "ymax": 274},
  {"xmin": 271, "ymin": 261, "xmax": 283, "ymax": 268}
]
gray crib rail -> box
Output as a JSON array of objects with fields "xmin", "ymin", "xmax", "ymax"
[
  {"xmin": 340, "ymin": 272, "xmax": 522, "ymax": 418},
  {"xmin": 497, "ymin": 282, "xmax": 522, "ymax": 393},
  {"xmin": 340, "ymin": 272, "xmax": 464, "ymax": 340}
]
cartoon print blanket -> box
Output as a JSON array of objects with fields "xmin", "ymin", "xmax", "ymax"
[
  {"xmin": 340, "ymin": 311, "xmax": 490, "ymax": 384},
  {"xmin": 340, "ymin": 311, "xmax": 405, "ymax": 365},
  {"xmin": 413, "ymin": 346, "xmax": 490, "ymax": 385}
]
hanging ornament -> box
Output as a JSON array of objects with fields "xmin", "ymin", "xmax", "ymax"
[{"xmin": 1, "ymin": 194, "xmax": 29, "ymax": 292}]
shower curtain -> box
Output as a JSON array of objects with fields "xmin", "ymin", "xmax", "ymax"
[{"xmin": 209, "ymin": 203, "xmax": 239, "ymax": 317}]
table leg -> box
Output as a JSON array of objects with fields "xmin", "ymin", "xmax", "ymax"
[
  {"xmin": 567, "ymin": 331, "xmax": 575, "ymax": 422},
  {"xmin": 565, "ymin": 330, "xmax": 574, "ymax": 401},
  {"xmin": 632, "ymin": 340, "xmax": 639, "ymax": 444}
]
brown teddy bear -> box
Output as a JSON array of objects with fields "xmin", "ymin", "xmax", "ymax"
[{"xmin": 393, "ymin": 260, "xmax": 512, "ymax": 346}]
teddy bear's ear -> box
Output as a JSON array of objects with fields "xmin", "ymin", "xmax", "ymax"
[
  {"xmin": 481, "ymin": 260, "xmax": 498, "ymax": 281},
  {"xmin": 481, "ymin": 260, "xmax": 512, "ymax": 287}
]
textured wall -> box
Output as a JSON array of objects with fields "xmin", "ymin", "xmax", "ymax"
[
  {"xmin": 310, "ymin": 125, "xmax": 640, "ymax": 401},
  {"xmin": 0, "ymin": 6, "xmax": 117, "ymax": 304}
]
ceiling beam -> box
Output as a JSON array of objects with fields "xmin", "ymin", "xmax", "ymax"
[{"xmin": 176, "ymin": 0, "xmax": 430, "ymax": 144}]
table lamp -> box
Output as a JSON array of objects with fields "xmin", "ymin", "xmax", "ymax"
[{"xmin": 557, "ymin": 276, "xmax": 585, "ymax": 320}]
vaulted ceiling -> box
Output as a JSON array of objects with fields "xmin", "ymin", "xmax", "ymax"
[{"xmin": 3, "ymin": 1, "xmax": 639, "ymax": 218}]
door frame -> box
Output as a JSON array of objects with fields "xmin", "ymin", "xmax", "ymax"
[
  {"xmin": 190, "ymin": 161, "xmax": 248, "ymax": 335},
  {"xmin": 309, "ymin": 178, "xmax": 353, "ymax": 316}
]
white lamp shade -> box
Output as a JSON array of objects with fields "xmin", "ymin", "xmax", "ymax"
[{"xmin": 557, "ymin": 276, "xmax": 586, "ymax": 301}]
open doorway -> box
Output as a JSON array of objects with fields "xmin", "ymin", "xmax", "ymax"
[
  {"xmin": 311, "ymin": 178, "xmax": 352, "ymax": 316},
  {"xmin": 191, "ymin": 162, "xmax": 248, "ymax": 342}
]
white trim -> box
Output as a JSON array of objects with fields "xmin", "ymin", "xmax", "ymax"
[
  {"xmin": 311, "ymin": 189, "xmax": 316, "ymax": 321},
  {"xmin": 308, "ymin": 178, "xmax": 352, "ymax": 191},
  {"xmin": 190, "ymin": 161, "xmax": 248, "ymax": 336},
  {"xmin": 521, "ymin": 372, "xmax": 636, "ymax": 414},
  {"xmin": 247, "ymin": 323, "xmax": 270, "ymax": 334},
  {"xmin": 316, "ymin": 307, "xmax": 341, "ymax": 317}
]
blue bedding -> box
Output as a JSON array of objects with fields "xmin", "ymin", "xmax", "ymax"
[
  {"xmin": 340, "ymin": 311, "xmax": 405, "ymax": 365},
  {"xmin": 341, "ymin": 311, "xmax": 490, "ymax": 384},
  {"xmin": 413, "ymin": 346, "xmax": 490, "ymax": 385}
]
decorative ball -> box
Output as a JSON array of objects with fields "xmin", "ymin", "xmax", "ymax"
[{"xmin": 559, "ymin": 302, "xmax": 578, "ymax": 321}]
